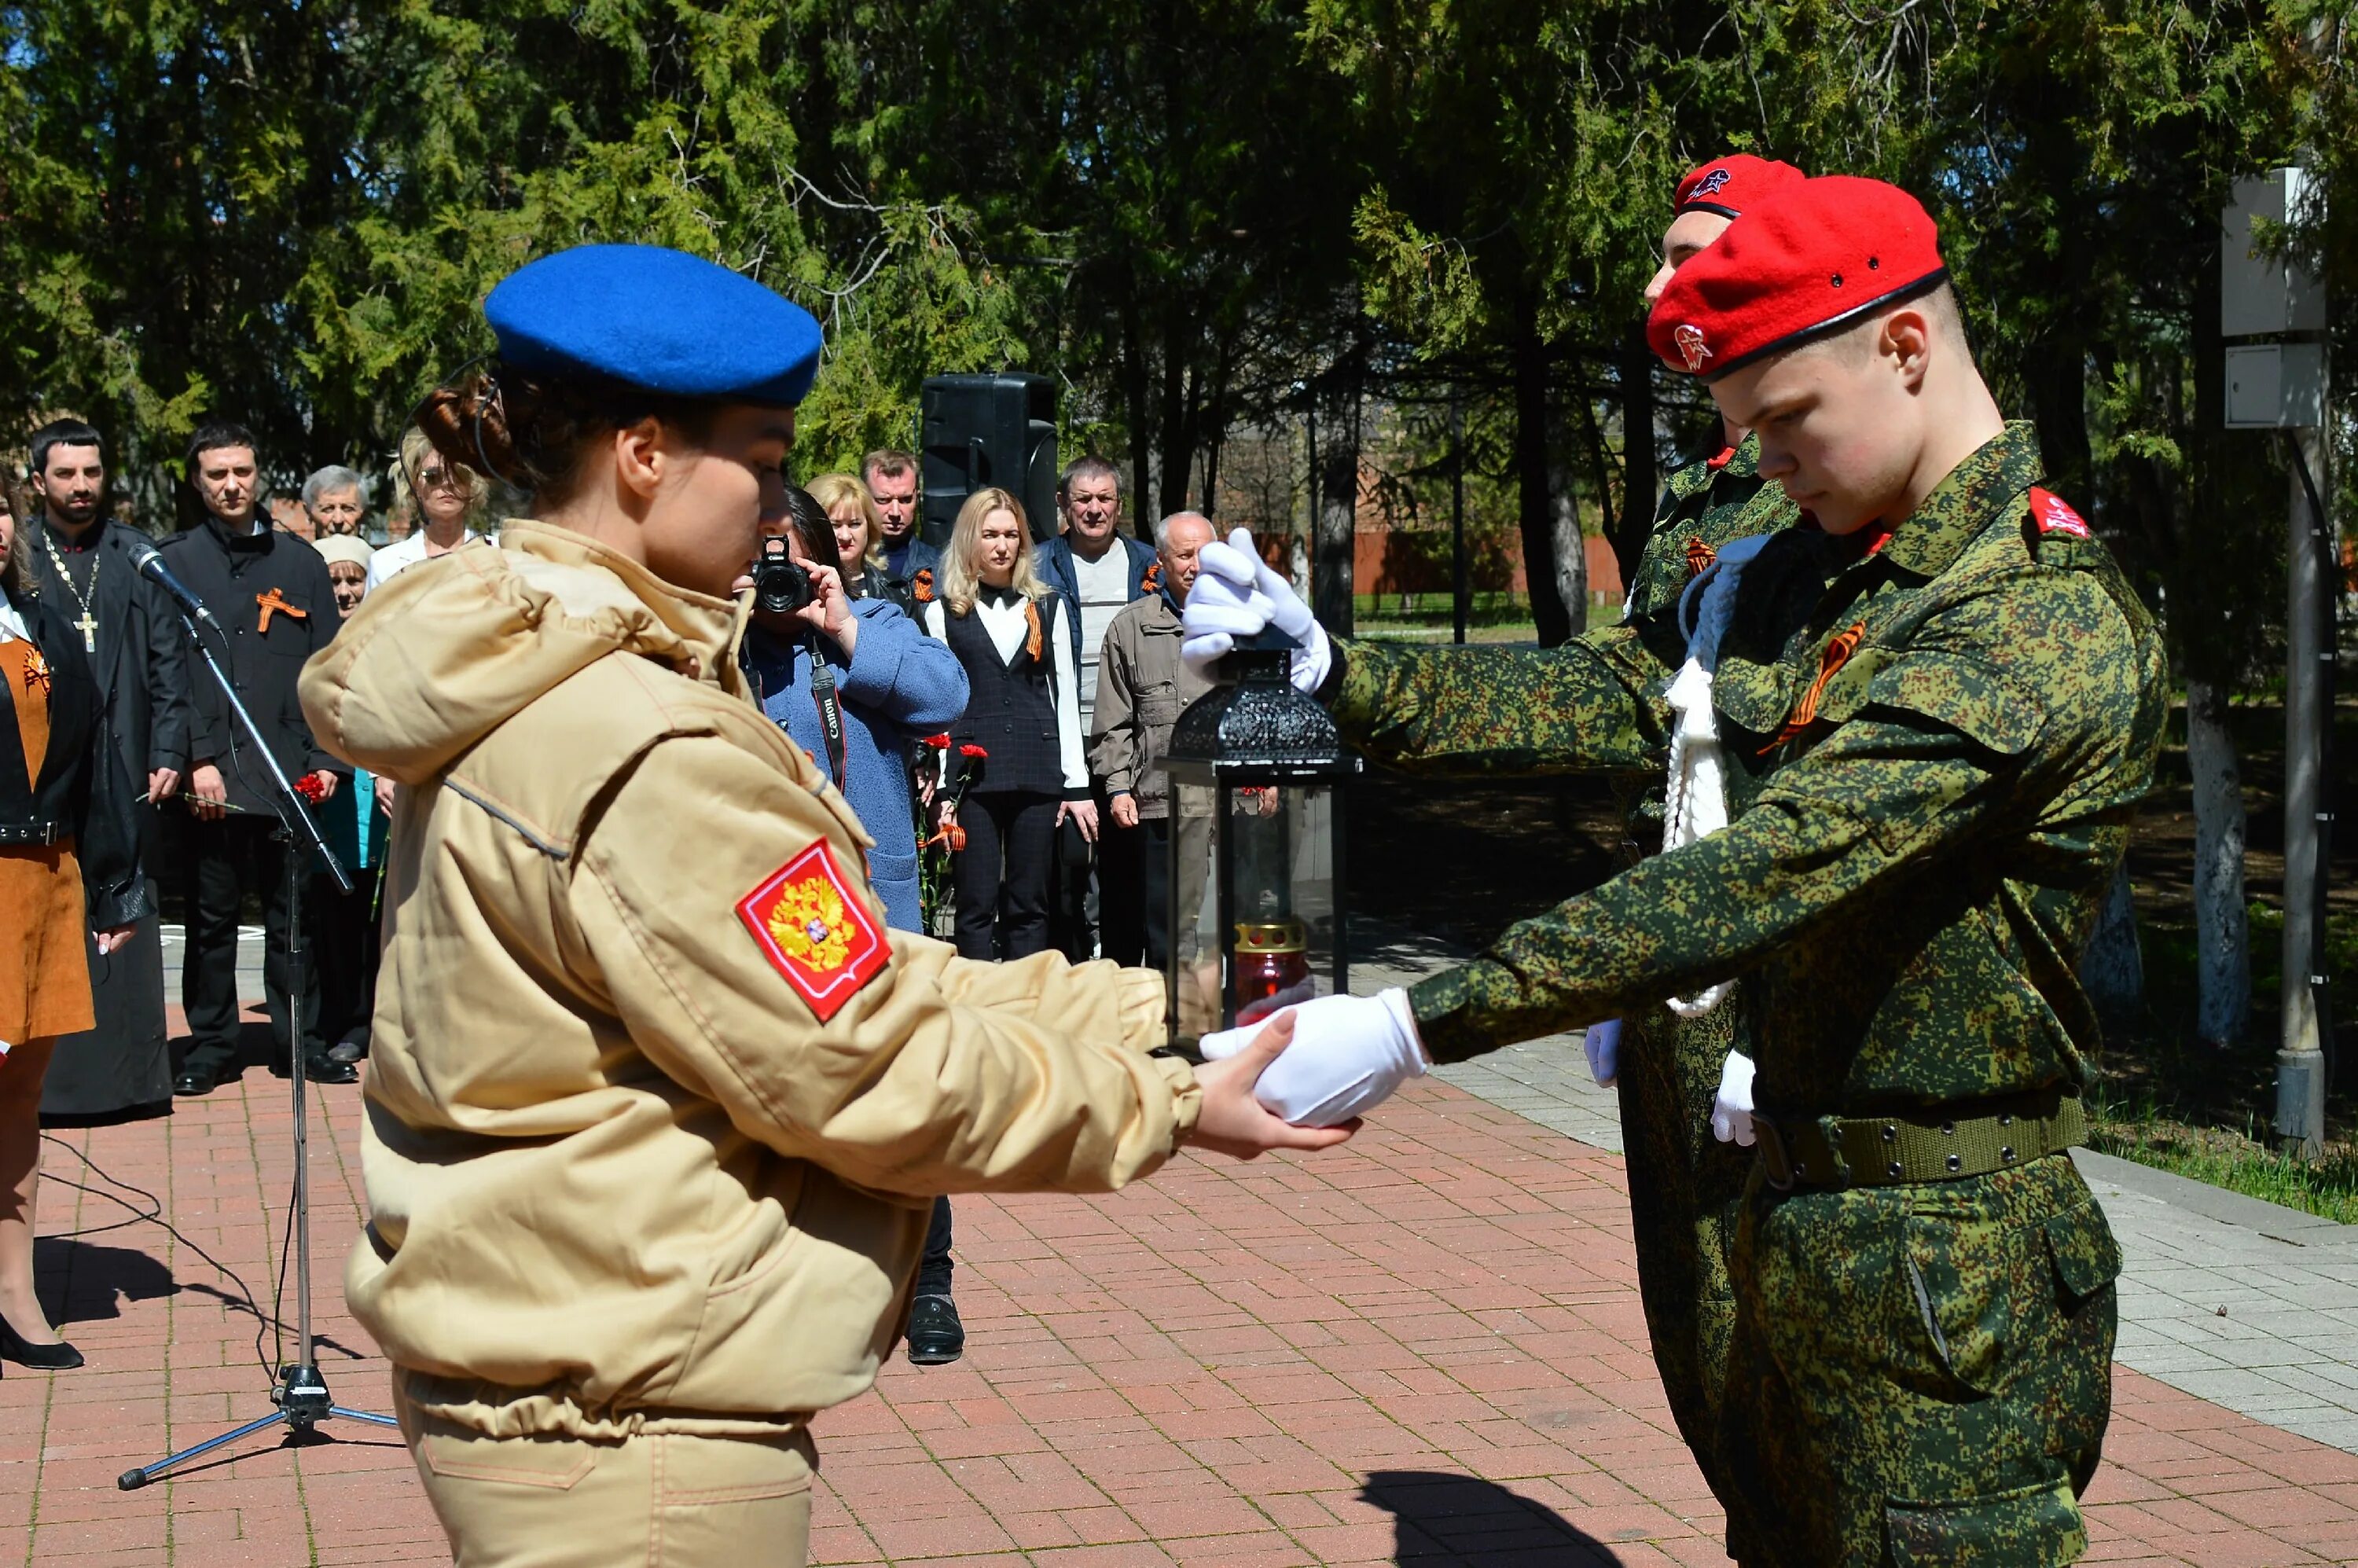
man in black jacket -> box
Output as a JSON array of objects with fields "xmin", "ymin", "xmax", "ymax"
[
  {"xmin": 165, "ymin": 422, "xmax": 352, "ymax": 1094},
  {"xmin": 24, "ymin": 419, "xmax": 190, "ymax": 1115}
]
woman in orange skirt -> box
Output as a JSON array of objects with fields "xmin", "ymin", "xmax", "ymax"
[{"xmin": 0, "ymin": 483, "xmax": 143, "ymax": 1372}]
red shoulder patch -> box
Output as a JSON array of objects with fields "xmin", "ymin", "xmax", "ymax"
[
  {"xmin": 736, "ymin": 841, "xmax": 890, "ymax": 1023},
  {"xmin": 2029, "ymin": 487, "xmax": 2090, "ymax": 539},
  {"xmin": 1705, "ymin": 445, "xmax": 1737, "ymax": 472}
]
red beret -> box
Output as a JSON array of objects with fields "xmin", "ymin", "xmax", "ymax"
[
  {"xmin": 1672, "ymin": 154, "xmax": 1806, "ymax": 219},
  {"xmin": 1647, "ymin": 175, "xmax": 1947, "ymax": 380}
]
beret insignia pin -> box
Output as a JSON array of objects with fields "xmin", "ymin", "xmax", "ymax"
[
  {"xmin": 1673, "ymin": 324, "xmax": 1713, "ymax": 373},
  {"xmin": 1695, "ymin": 167, "xmax": 1733, "ymax": 197}
]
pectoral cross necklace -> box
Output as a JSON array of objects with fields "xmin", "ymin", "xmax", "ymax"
[{"xmin": 38, "ymin": 531, "xmax": 102, "ymax": 653}]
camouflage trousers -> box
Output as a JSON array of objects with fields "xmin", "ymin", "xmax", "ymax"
[
  {"xmin": 1717, "ymin": 1151, "xmax": 2121, "ymax": 1566},
  {"xmin": 1615, "ymin": 1003, "xmax": 1753, "ymax": 1505}
]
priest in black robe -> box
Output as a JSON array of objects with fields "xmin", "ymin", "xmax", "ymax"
[
  {"xmin": 163, "ymin": 422, "xmax": 352, "ymax": 1095},
  {"xmin": 24, "ymin": 420, "xmax": 189, "ymax": 1118}
]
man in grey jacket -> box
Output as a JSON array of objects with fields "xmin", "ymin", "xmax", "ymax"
[{"xmin": 1089, "ymin": 511, "xmax": 1217, "ymax": 979}]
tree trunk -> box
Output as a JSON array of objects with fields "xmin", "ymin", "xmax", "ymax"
[
  {"xmin": 1611, "ymin": 322, "xmax": 1659, "ymax": 586},
  {"xmin": 2187, "ymin": 680, "xmax": 2251, "ymax": 1047},
  {"xmin": 1514, "ymin": 291, "xmax": 1574, "ymax": 647},
  {"xmin": 2078, "ymin": 861, "xmax": 2146, "ymax": 1034},
  {"xmin": 1119, "ymin": 290, "xmax": 1151, "ymax": 538},
  {"xmin": 1312, "ymin": 387, "xmax": 1357, "ymax": 635},
  {"xmin": 1551, "ymin": 450, "xmax": 1589, "ymax": 637}
]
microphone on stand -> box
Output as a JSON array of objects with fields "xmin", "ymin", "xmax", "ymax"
[{"xmin": 123, "ymin": 538, "xmax": 221, "ymax": 633}]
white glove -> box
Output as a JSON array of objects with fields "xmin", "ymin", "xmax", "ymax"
[
  {"xmin": 1181, "ymin": 529, "xmax": 1332, "ymax": 695},
  {"xmin": 1203, "ymin": 989, "xmax": 1427, "ymax": 1127},
  {"xmin": 1710, "ymin": 1051, "xmax": 1757, "ymax": 1147},
  {"xmin": 1584, "ymin": 1018, "xmax": 1620, "ymax": 1087}
]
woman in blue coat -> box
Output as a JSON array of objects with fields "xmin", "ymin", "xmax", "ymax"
[
  {"xmin": 742, "ymin": 488, "xmax": 967, "ymax": 931},
  {"xmin": 740, "ymin": 486, "xmax": 975, "ymax": 1368}
]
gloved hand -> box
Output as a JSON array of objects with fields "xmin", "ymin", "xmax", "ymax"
[
  {"xmin": 1710, "ymin": 1051, "xmax": 1757, "ymax": 1147},
  {"xmin": 1180, "ymin": 529, "xmax": 1333, "ymax": 695},
  {"xmin": 1584, "ymin": 1018, "xmax": 1620, "ymax": 1088},
  {"xmin": 1198, "ymin": 989, "xmax": 1427, "ymax": 1127}
]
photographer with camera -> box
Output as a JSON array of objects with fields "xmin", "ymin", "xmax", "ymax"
[{"xmin": 740, "ymin": 484, "xmax": 974, "ymax": 1364}]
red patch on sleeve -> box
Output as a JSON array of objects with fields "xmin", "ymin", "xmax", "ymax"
[
  {"xmin": 1705, "ymin": 445, "xmax": 1737, "ymax": 471},
  {"xmin": 2029, "ymin": 487, "xmax": 2090, "ymax": 538},
  {"xmin": 735, "ymin": 841, "xmax": 890, "ymax": 1022}
]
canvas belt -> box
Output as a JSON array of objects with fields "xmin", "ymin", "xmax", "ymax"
[
  {"xmin": 0, "ymin": 821, "xmax": 65, "ymax": 846},
  {"xmin": 1754, "ymin": 1090, "xmax": 2086, "ymax": 1192}
]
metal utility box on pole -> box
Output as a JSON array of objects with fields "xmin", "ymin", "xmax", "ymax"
[{"xmin": 2222, "ymin": 167, "xmax": 2334, "ymax": 1158}]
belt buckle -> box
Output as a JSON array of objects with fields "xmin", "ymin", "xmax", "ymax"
[{"xmin": 1756, "ymin": 1118, "xmax": 1795, "ymax": 1192}]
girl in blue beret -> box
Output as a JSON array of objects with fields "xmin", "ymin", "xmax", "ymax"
[{"xmin": 299, "ymin": 244, "xmax": 1348, "ymax": 1568}]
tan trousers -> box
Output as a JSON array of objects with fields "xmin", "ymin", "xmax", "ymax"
[{"xmin": 395, "ymin": 1387, "xmax": 814, "ymax": 1567}]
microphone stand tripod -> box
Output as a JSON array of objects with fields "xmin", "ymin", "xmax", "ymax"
[{"xmin": 119, "ymin": 600, "xmax": 397, "ymax": 1490}]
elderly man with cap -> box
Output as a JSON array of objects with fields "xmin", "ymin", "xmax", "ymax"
[
  {"xmin": 1185, "ymin": 176, "xmax": 2164, "ymax": 1563},
  {"xmin": 298, "ymin": 244, "xmax": 1348, "ymax": 1568}
]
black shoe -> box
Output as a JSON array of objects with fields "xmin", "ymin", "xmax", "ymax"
[
  {"xmin": 905, "ymin": 1294, "xmax": 964, "ymax": 1366},
  {"xmin": 0, "ymin": 1313, "xmax": 83, "ymax": 1371},
  {"xmin": 304, "ymin": 1054, "xmax": 359, "ymax": 1085},
  {"xmin": 173, "ymin": 1060, "xmax": 223, "ymax": 1097},
  {"xmin": 326, "ymin": 1038, "xmax": 367, "ymax": 1066}
]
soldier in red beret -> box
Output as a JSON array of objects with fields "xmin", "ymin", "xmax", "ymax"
[{"xmin": 1187, "ymin": 174, "xmax": 2165, "ymax": 1565}]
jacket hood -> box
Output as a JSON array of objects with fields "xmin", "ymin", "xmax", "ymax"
[{"xmin": 299, "ymin": 520, "xmax": 751, "ymax": 786}]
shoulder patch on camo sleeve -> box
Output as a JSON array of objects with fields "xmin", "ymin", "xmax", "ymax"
[
  {"xmin": 736, "ymin": 840, "xmax": 888, "ymax": 1022},
  {"xmin": 2028, "ymin": 487, "xmax": 2090, "ymax": 538}
]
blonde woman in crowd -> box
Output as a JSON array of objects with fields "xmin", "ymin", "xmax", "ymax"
[
  {"xmin": 367, "ymin": 427, "xmax": 489, "ymax": 589},
  {"xmin": 803, "ymin": 472, "xmax": 894, "ymax": 602},
  {"xmin": 918, "ymin": 488, "xmax": 1093, "ymax": 960}
]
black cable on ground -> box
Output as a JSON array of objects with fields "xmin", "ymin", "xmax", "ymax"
[{"xmin": 40, "ymin": 1132, "xmax": 280, "ymax": 1383}]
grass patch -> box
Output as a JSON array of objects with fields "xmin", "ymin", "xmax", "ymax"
[{"xmin": 2088, "ymin": 1097, "xmax": 2358, "ymax": 1225}]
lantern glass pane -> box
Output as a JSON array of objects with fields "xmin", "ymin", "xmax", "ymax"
[{"xmin": 1225, "ymin": 783, "xmax": 1338, "ymax": 1028}]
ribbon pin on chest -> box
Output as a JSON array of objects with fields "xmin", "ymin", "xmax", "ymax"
[{"xmin": 255, "ymin": 588, "xmax": 309, "ymax": 635}]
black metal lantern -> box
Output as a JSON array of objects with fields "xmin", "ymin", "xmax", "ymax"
[{"xmin": 1156, "ymin": 633, "xmax": 1361, "ymax": 1052}]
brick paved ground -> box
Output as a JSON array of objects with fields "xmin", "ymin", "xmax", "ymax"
[{"xmin": 6, "ymin": 1009, "xmax": 2358, "ymax": 1564}]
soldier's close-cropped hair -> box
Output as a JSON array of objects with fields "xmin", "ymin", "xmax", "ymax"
[{"xmin": 30, "ymin": 418, "xmax": 104, "ymax": 478}]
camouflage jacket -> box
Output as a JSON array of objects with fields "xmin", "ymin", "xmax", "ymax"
[
  {"xmin": 1613, "ymin": 433, "xmax": 1798, "ymax": 854},
  {"xmin": 1328, "ymin": 424, "xmax": 2168, "ymax": 1118},
  {"xmin": 1623, "ymin": 432, "xmax": 1794, "ymax": 625}
]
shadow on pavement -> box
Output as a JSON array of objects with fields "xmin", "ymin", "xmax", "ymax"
[
  {"xmin": 1361, "ymin": 1470, "xmax": 1627, "ymax": 1565},
  {"xmin": 35, "ymin": 1239, "xmax": 179, "ymax": 1327}
]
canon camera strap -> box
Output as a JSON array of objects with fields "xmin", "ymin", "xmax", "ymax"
[{"xmin": 806, "ymin": 633, "xmax": 849, "ymax": 789}]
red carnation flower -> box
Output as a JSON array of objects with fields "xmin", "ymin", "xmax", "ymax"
[
  {"xmin": 921, "ymin": 733, "xmax": 950, "ymax": 750},
  {"xmin": 958, "ymin": 744, "xmax": 988, "ymax": 759}
]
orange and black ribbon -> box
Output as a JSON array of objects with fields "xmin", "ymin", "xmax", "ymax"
[
  {"xmin": 912, "ymin": 568, "xmax": 935, "ymax": 604},
  {"xmin": 256, "ymin": 588, "xmax": 310, "ymax": 634},
  {"xmin": 1764, "ymin": 620, "xmax": 1865, "ymax": 752},
  {"xmin": 1023, "ymin": 599, "xmax": 1044, "ymax": 663},
  {"xmin": 21, "ymin": 647, "xmax": 51, "ymax": 700},
  {"xmin": 1684, "ymin": 536, "xmax": 1717, "ymax": 580}
]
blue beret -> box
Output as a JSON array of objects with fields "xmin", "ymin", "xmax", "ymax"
[{"xmin": 485, "ymin": 244, "xmax": 823, "ymax": 406}]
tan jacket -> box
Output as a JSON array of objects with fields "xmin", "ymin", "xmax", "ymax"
[
  {"xmin": 300, "ymin": 523, "xmax": 1198, "ymax": 1440},
  {"xmin": 1087, "ymin": 592, "xmax": 1210, "ymax": 821}
]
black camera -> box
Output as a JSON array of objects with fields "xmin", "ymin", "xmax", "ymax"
[{"xmin": 751, "ymin": 536, "xmax": 813, "ymax": 616}]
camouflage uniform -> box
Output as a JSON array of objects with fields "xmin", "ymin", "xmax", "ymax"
[
  {"xmin": 1328, "ymin": 425, "xmax": 2165, "ymax": 1565},
  {"xmin": 1608, "ymin": 435, "xmax": 1795, "ymax": 1503}
]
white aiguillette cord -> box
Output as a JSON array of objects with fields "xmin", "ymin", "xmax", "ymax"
[{"xmin": 1662, "ymin": 534, "xmax": 1772, "ymax": 1019}]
